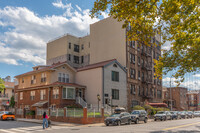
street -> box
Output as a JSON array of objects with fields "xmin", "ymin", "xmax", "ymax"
[{"xmin": 1, "ymin": 118, "xmax": 200, "ymax": 133}]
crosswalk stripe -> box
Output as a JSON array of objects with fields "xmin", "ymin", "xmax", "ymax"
[
  {"xmin": 9, "ymin": 128, "xmax": 31, "ymax": 133},
  {"xmin": 0, "ymin": 129, "xmax": 16, "ymax": 133}
]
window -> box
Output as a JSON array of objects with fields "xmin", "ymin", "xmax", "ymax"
[
  {"xmin": 74, "ymin": 44, "xmax": 79, "ymax": 52},
  {"xmin": 62, "ymin": 88, "xmax": 75, "ymax": 99},
  {"xmin": 138, "ymin": 57, "xmax": 140, "ymax": 66},
  {"xmin": 130, "ymin": 41, "xmax": 135, "ymax": 48},
  {"xmin": 58, "ymin": 73, "xmax": 69, "ymax": 83},
  {"xmin": 69, "ymin": 42, "xmax": 71, "ymax": 49},
  {"xmin": 81, "ymin": 56, "xmax": 84, "ymax": 64},
  {"xmin": 81, "ymin": 44, "xmax": 84, "ymax": 50},
  {"xmin": 154, "ymin": 88, "xmax": 156, "ymax": 97},
  {"xmin": 157, "ymin": 90, "xmax": 162, "ymax": 99},
  {"xmin": 111, "ymin": 71, "xmax": 119, "ymax": 82},
  {"xmin": 22, "ymin": 78, "xmax": 24, "ymax": 83},
  {"xmin": 31, "ymin": 75, "xmax": 36, "ymax": 84},
  {"xmin": 138, "ymin": 71, "xmax": 140, "ymax": 80},
  {"xmin": 112, "ymin": 89, "xmax": 119, "ymax": 100},
  {"xmin": 130, "ymin": 84, "xmax": 136, "ymax": 94},
  {"xmin": 40, "ymin": 90, "xmax": 46, "ymax": 100},
  {"xmin": 138, "ymin": 86, "xmax": 140, "ymax": 96},
  {"xmin": 68, "ymin": 54, "xmax": 71, "ymax": 61},
  {"xmin": 20, "ymin": 92, "xmax": 23, "ymax": 100},
  {"xmin": 41, "ymin": 73, "xmax": 46, "ymax": 83},
  {"xmin": 53, "ymin": 87, "xmax": 59, "ymax": 99},
  {"xmin": 131, "ymin": 54, "xmax": 135, "ymax": 64},
  {"xmin": 51, "ymin": 104, "xmax": 56, "ymax": 111},
  {"xmin": 74, "ymin": 56, "xmax": 79, "ymax": 64},
  {"xmin": 30, "ymin": 91, "xmax": 35, "ymax": 100},
  {"xmin": 130, "ymin": 68, "xmax": 135, "ymax": 79}
]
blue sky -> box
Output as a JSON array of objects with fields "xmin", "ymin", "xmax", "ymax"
[{"xmin": 0, "ymin": 0, "xmax": 199, "ymax": 89}]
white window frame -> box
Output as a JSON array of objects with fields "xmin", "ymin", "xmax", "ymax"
[
  {"xmin": 58, "ymin": 73, "xmax": 69, "ymax": 83},
  {"xmin": 62, "ymin": 87, "xmax": 75, "ymax": 99},
  {"xmin": 40, "ymin": 90, "xmax": 46, "ymax": 100},
  {"xmin": 20, "ymin": 92, "xmax": 23, "ymax": 100},
  {"xmin": 30, "ymin": 91, "xmax": 35, "ymax": 100},
  {"xmin": 53, "ymin": 87, "xmax": 59, "ymax": 99}
]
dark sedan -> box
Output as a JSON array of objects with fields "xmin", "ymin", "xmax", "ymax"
[
  {"xmin": 104, "ymin": 112, "xmax": 131, "ymax": 126},
  {"xmin": 170, "ymin": 111, "xmax": 181, "ymax": 120}
]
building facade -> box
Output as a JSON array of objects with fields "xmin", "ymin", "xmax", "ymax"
[
  {"xmin": 15, "ymin": 59, "xmax": 127, "ymax": 112},
  {"xmin": 46, "ymin": 17, "xmax": 162, "ymax": 110},
  {"xmin": 187, "ymin": 90, "xmax": 200, "ymax": 111},
  {"xmin": 163, "ymin": 87, "xmax": 188, "ymax": 111},
  {"xmin": 0, "ymin": 80, "xmax": 14, "ymax": 110}
]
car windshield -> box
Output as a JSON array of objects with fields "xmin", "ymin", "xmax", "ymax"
[
  {"xmin": 110, "ymin": 114, "xmax": 121, "ymax": 117},
  {"xmin": 6, "ymin": 112, "xmax": 13, "ymax": 115},
  {"xmin": 157, "ymin": 112, "xmax": 165, "ymax": 114},
  {"xmin": 131, "ymin": 111, "xmax": 139, "ymax": 114}
]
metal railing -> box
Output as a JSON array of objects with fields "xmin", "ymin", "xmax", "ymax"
[
  {"xmin": 0, "ymin": 94, "xmax": 8, "ymax": 98},
  {"xmin": 76, "ymin": 96, "xmax": 87, "ymax": 108}
]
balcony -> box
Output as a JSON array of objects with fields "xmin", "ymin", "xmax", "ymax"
[{"xmin": 0, "ymin": 94, "xmax": 9, "ymax": 100}]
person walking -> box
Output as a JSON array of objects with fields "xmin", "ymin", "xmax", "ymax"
[{"xmin": 42, "ymin": 112, "xmax": 48, "ymax": 129}]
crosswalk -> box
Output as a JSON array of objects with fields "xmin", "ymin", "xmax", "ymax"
[{"xmin": 0, "ymin": 126, "xmax": 70, "ymax": 133}]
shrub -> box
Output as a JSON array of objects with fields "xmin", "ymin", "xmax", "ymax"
[{"xmin": 132, "ymin": 105, "xmax": 145, "ymax": 111}]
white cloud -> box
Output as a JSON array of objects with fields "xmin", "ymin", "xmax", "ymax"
[
  {"xmin": 194, "ymin": 74, "xmax": 200, "ymax": 77},
  {"xmin": 0, "ymin": 2, "xmax": 107, "ymax": 66}
]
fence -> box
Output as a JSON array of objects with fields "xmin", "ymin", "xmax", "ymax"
[
  {"xmin": 66, "ymin": 108, "xmax": 83, "ymax": 117},
  {"xmin": 36, "ymin": 108, "xmax": 49, "ymax": 116},
  {"xmin": 16, "ymin": 109, "xmax": 23, "ymax": 115},
  {"xmin": 50, "ymin": 108, "xmax": 64, "ymax": 117}
]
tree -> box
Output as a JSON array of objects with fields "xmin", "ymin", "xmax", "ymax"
[
  {"xmin": 0, "ymin": 78, "xmax": 5, "ymax": 92},
  {"xmin": 91, "ymin": 0, "xmax": 200, "ymax": 83},
  {"xmin": 9, "ymin": 96, "xmax": 15, "ymax": 108}
]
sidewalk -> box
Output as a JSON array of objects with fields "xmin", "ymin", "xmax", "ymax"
[{"xmin": 16, "ymin": 118, "xmax": 81, "ymax": 127}]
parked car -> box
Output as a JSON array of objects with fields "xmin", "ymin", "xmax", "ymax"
[
  {"xmin": 154, "ymin": 111, "xmax": 172, "ymax": 121},
  {"xmin": 104, "ymin": 112, "xmax": 131, "ymax": 126},
  {"xmin": 187, "ymin": 111, "xmax": 194, "ymax": 118},
  {"xmin": 180, "ymin": 111, "xmax": 188, "ymax": 119},
  {"xmin": 1, "ymin": 111, "xmax": 15, "ymax": 121},
  {"xmin": 194, "ymin": 111, "xmax": 200, "ymax": 117},
  {"xmin": 170, "ymin": 111, "xmax": 181, "ymax": 120},
  {"xmin": 130, "ymin": 110, "xmax": 148, "ymax": 124}
]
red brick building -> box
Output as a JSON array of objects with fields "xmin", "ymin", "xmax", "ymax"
[
  {"xmin": 163, "ymin": 87, "xmax": 188, "ymax": 111},
  {"xmin": 187, "ymin": 90, "xmax": 200, "ymax": 111}
]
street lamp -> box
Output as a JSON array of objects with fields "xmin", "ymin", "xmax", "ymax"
[{"xmin": 97, "ymin": 94, "xmax": 101, "ymax": 112}]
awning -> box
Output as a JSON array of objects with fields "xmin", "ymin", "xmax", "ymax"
[
  {"xmin": 149, "ymin": 103, "xmax": 168, "ymax": 108},
  {"xmin": 32, "ymin": 101, "xmax": 48, "ymax": 107}
]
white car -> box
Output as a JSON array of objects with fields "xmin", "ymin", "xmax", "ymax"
[{"xmin": 194, "ymin": 111, "xmax": 200, "ymax": 117}]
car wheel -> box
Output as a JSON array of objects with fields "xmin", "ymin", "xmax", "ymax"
[
  {"xmin": 154, "ymin": 119, "xmax": 157, "ymax": 121},
  {"xmin": 128, "ymin": 119, "xmax": 131, "ymax": 125},
  {"xmin": 135, "ymin": 119, "xmax": 139, "ymax": 124},
  {"xmin": 106, "ymin": 124, "xmax": 109, "ymax": 126},
  {"xmin": 144, "ymin": 118, "xmax": 147, "ymax": 123},
  {"xmin": 117, "ymin": 121, "xmax": 121, "ymax": 126},
  {"xmin": 1, "ymin": 117, "xmax": 3, "ymax": 121},
  {"xmin": 164, "ymin": 117, "xmax": 166, "ymax": 121}
]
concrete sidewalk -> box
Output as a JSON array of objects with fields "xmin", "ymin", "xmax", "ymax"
[{"xmin": 16, "ymin": 118, "xmax": 81, "ymax": 127}]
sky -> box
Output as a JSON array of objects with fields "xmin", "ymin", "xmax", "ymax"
[{"xmin": 0, "ymin": 0, "xmax": 199, "ymax": 89}]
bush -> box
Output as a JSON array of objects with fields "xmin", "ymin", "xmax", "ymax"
[
  {"xmin": 132, "ymin": 105, "xmax": 145, "ymax": 111},
  {"xmin": 26, "ymin": 110, "xmax": 35, "ymax": 116}
]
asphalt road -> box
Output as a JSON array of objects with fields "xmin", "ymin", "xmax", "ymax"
[{"xmin": 1, "ymin": 118, "xmax": 200, "ymax": 133}]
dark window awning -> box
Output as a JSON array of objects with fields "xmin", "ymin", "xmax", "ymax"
[{"xmin": 32, "ymin": 101, "xmax": 48, "ymax": 107}]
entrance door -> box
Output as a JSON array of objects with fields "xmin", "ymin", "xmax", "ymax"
[{"xmin": 78, "ymin": 89, "xmax": 82, "ymax": 97}]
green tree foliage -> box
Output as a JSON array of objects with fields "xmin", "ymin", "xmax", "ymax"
[
  {"xmin": 91, "ymin": 0, "xmax": 200, "ymax": 82},
  {"xmin": 9, "ymin": 96, "xmax": 15, "ymax": 108},
  {"xmin": 0, "ymin": 78, "xmax": 5, "ymax": 92}
]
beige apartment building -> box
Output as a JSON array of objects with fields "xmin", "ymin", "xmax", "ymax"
[{"xmin": 47, "ymin": 17, "xmax": 162, "ymax": 110}]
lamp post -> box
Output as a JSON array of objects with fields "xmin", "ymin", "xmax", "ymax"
[
  {"xmin": 97, "ymin": 94, "xmax": 101, "ymax": 112},
  {"xmin": 170, "ymin": 75, "xmax": 173, "ymax": 111}
]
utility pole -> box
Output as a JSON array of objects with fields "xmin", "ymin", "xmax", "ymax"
[{"xmin": 170, "ymin": 76, "xmax": 173, "ymax": 111}]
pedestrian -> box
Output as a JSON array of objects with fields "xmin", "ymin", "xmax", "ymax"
[{"xmin": 42, "ymin": 112, "xmax": 48, "ymax": 129}]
